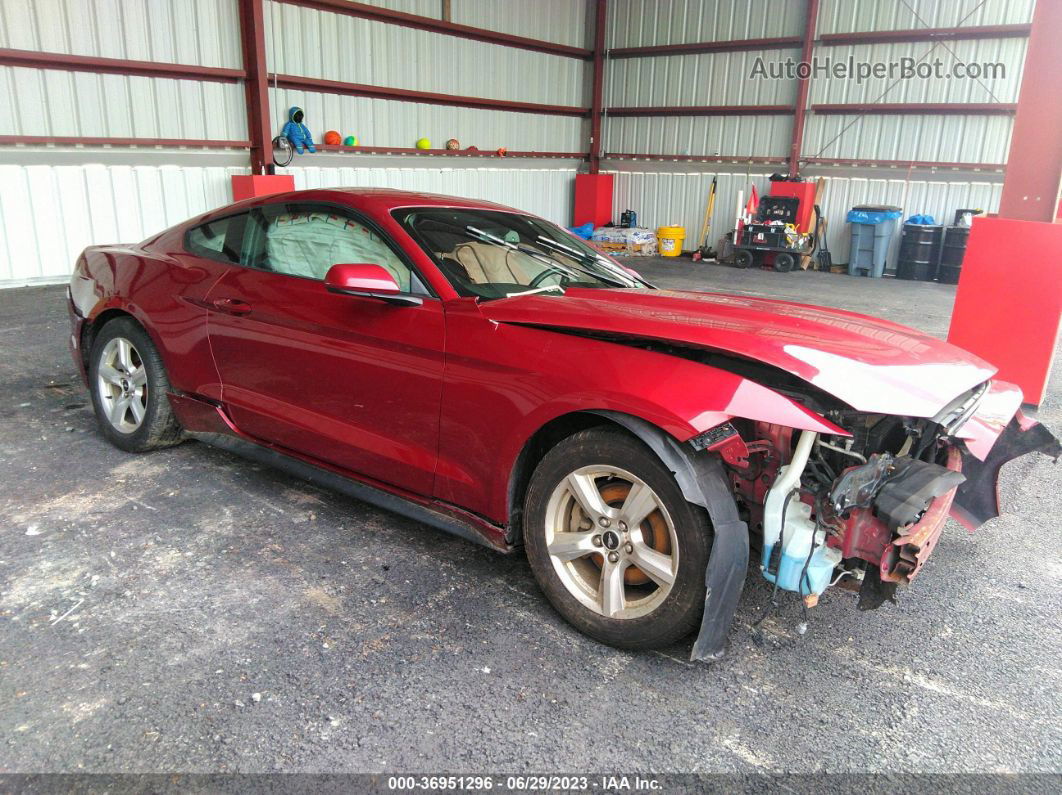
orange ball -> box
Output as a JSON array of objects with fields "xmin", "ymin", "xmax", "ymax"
[{"xmin": 323, "ymin": 130, "xmax": 341, "ymax": 145}]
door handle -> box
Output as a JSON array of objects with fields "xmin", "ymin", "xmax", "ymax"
[{"xmin": 211, "ymin": 297, "xmax": 252, "ymax": 316}]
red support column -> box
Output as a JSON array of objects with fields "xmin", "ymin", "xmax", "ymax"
[
  {"xmin": 788, "ymin": 0, "xmax": 819, "ymax": 177},
  {"xmin": 588, "ymin": 0, "xmax": 607, "ymax": 174},
  {"xmin": 998, "ymin": 0, "xmax": 1062, "ymax": 223},
  {"xmin": 237, "ymin": 0, "xmax": 274, "ymax": 175}
]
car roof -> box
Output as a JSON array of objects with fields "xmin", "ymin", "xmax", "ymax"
[{"xmin": 203, "ymin": 187, "xmax": 524, "ymax": 220}]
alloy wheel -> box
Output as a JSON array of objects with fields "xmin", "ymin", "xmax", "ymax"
[{"xmin": 96, "ymin": 337, "xmax": 148, "ymax": 433}]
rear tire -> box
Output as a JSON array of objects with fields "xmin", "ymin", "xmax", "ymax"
[
  {"xmin": 523, "ymin": 427, "xmax": 712, "ymax": 650},
  {"xmin": 733, "ymin": 249, "xmax": 753, "ymax": 269},
  {"xmin": 88, "ymin": 317, "xmax": 184, "ymax": 453},
  {"xmin": 774, "ymin": 252, "xmax": 796, "ymax": 272}
]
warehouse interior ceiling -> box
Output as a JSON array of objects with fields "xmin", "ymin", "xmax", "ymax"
[{"xmin": 0, "ymin": 0, "xmax": 1043, "ymax": 287}]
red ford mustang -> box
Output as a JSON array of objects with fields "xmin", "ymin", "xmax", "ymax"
[{"xmin": 68, "ymin": 188, "xmax": 1059, "ymax": 660}]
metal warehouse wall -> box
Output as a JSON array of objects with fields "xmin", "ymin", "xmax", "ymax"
[{"xmin": 0, "ymin": 0, "xmax": 590, "ymax": 287}]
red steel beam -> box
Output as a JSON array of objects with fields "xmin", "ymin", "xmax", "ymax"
[
  {"xmin": 606, "ymin": 104, "xmax": 794, "ymax": 117},
  {"xmin": 789, "ymin": 0, "xmax": 819, "ymax": 177},
  {"xmin": 608, "ymin": 35, "xmax": 802, "ymax": 59},
  {"xmin": 803, "ymin": 157, "xmax": 1005, "ymax": 170},
  {"xmin": 0, "ymin": 136, "xmax": 250, "ymax": 148},
  {"xmin": 588, "ymin": 0, "xmax": 607, "ymax": 173},
  {"xmin": 818, "ymin": 23, "xmax": 1031, "ymax": 46},
  {"xmin": 0, "ymin": 47, "xmax": 245, "ymax": 82},
  {"xmin": 998, "ymin": 0, "xmax": 1062, "ymax": 221},
  {"xmin": 237, "ymin": 0, "xmax": 274, "ymax": 174},
  {"xmin": 604, "ymin": 153, "xmax": 787, "ymax": 165},
  {"xmin": 281, "ymin": 0, "xmax": 591, "ymax": 59},
  {"xmin": 272, "ymin": 73, "xmax": 589, "ymax": 116},
  {"xmin": 315, "ymin": 144, "xmax": 585, "ymax": 158},
  {"xmin": 813, "ymin": 102, "xmax": 1017, "ymax": 115}
]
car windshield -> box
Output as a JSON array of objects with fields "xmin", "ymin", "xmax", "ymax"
[{"xmin": 393, "ymin": 207, "xmax": 649, "ymax": 300}]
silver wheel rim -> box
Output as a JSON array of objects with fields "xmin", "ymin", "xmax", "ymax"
[
  {"xmin": 544, "ymin": 465, "xmax": 679, "ymax": 620},
  {"xmin": 96, "ymin": 337, "xmax": 148, "ymax": 434}
]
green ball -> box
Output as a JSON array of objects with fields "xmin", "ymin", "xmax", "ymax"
[
  {"xmin": 343, "ymin": 135, "xmax": 357, "ymax": 146},
  {"xmin": 415, "ymin": 137, "xmax": 431, "ymax": 150}
]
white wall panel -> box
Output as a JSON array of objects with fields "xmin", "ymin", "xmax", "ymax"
[
  {"xmin": 264, "ymin": 0, "xmax": 588, "ymax": 107},
  {"xmin": 604, "ymin": 115, "xmax": 791, "ymax": 158},
  {"xmin": 0, "ymin": 0, "xmax": 242, "ymax": 67},
  {"xmin": 0, "ymin": 163, "xmax": 246, "ymax": 286},
  {"xmin": 802, "ymin": 113, "xmax": 1013, "ymax": 164},
  {"xmin": 281, "ymin": 165, "xmax": 577, "ymax": 225},
  {"xmin": 809, "ymin": 39, "xmax": 1028, "ymax": 105},
  {"xmin": 606, "ymin": 48, "xmax": 801, "ymax": 106},
  {"xmin": 453, "ymin": 0, "xmax": 589, "ymax": 48},
  {"xmin": 0, "ymin": 66, "xmax": 248, "ymax": 139},
  {"xmin": 817, "ymin": 0, "xmax": 1036, "ymax": 35},
  {"xmin": 607, "ymin": 0, "xmax": 804, "ymax": 48},
  {"xmin": 268, "ymin": 87, "xmax": 585, "ymax": 152}
]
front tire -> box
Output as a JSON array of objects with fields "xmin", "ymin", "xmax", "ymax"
[
  {"xmin": 524, "ymin": 428, "xmax": 712, "ymax": 650},
  {"xmin": 88, "ymin": 317, "xmax": 183, "ymax": 453}
]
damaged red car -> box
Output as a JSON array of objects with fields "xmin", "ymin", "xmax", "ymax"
[{"xmin": 68, "ymin": 189, "xmax": 1059, "ymax": 661}]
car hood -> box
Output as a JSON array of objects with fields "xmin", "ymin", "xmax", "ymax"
[{"xmin": 480, "ymin": 288, "xmax": 996, "ymax": 417}]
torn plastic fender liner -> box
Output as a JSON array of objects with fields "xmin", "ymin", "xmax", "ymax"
[
  {"xmin": 591, "ymin": 411, "xmax": 747, "ymax": 663},
  {"xmin": 951, "ymin": 416, "xmax": 1061, "ymax": 530}
]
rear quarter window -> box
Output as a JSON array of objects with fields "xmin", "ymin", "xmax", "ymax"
[{"xmin": 184, "ymin": 214, "xmax": 245, "ymax": 264}]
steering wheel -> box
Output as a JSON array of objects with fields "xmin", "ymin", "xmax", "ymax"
[{"xmin": 529, "ymin": 265, "xmax": 570, "ymax": 289}]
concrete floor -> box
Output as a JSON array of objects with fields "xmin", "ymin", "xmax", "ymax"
[{"xmin": 1, "ymin": 261, "xmax": 1060, "ymax": 775}]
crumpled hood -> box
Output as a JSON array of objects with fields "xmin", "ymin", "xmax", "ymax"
[{"xmin": 481, "ymin": 288, "xmax": 996, "ymax": 417}]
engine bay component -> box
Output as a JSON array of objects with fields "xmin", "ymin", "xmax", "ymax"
[{"xmin": 874, "ymin": 458, "xmax": 965, "ymax": 530}]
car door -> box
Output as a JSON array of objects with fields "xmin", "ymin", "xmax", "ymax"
[{"xmin": 204, "ymin": 200, "xmax": 445, "ymax": 496}]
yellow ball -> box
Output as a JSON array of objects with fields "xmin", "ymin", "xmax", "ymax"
[{"xmin": 415, "ymin": 138, "xmax": 431, "ymax": 150}]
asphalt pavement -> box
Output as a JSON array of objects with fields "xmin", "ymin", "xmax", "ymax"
[{"xmin": 1, "ymin": 261, "xmax": 1059, "ymax": 776}]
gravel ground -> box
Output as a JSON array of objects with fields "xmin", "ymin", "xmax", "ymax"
[{"xmin": 0, "ymin": 262, "xmax": 1059, "ymax": 776}]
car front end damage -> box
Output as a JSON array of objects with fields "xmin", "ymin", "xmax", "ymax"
[{"xmin": 687, "ymin": 379, "xmax": 1060, "ymax": 661}]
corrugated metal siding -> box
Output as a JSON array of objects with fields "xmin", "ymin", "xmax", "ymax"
[
  {"xmin": 607, "ymin": 0, "xmax": 804, "ymax": 48},
  {"xmin": 605, "ymin": 166, "xmax": 1002, "ymax": 272},
  {"xmin": 0, "ymin": 66, "xmax": 248, "ymax": 139},
  {"xmin": 603, "ymin": 115, "xmax": 792, "ymax": 158},
  {"xmin": 0, "ymin": 0, "xmax": 242, "ymax": 67},
  {"xmin": 816, "ymin": 0, "xmax": 1036, "ymax": 34},
  {"xmin": 264, "ymin": 1, "xmax": 588, "ymax": 106},
  {"xmin": 808, "ymin": 39, "xmax": 1028, "ymax": 104},
  {"xmin": 268, "ymin": 87, "xmax": 586, "ymax": 151},
  {"xmin": 802, "ymin": 113, "xmax": 1013, "ymax": 164},
  {"xmin": 605, "ymin": 48, "xmax": 801, "ymax": 106},
  {"xmin": 0, "ymin": 163, "xmax": 246, "ymax": 286},
  {"xmin": 452, "ymin": 0, "xmax": 589, "ymax": 48},
  {"xmin": 281, "ymin": 164, "xmax": 578, "ymax": 224}
]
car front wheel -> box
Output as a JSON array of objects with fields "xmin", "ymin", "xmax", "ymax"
[{"xmin": 524, "ymin": 427, "xmax": 712, "ymax": 650}]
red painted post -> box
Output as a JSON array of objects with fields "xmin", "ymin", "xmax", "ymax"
[
  {"xmin": 998, "ymin": 0, "xmax": 1062, "ymax": 223},
  {"xmin": 588, "ymin": 0, "xmax": 607, "ymax": 174},
  {"xmin": 237, "ymin": 0, "xmax": 274, "ymax": 175},
  {"xmin": 788, "ymin": 0, "xmax": 819, "ymax": 177}
]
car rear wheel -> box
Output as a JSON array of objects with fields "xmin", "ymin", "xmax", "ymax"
[
  {"xmin": 88, "ymin": 317, "xmax": 183, "ymax": 453},
  {"xmin": 524, "ymin": 427, "xmax": 712, "ymax": 650}
]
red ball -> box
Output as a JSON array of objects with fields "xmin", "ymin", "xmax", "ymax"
[
  {"xmin": 446, "ymin": 138, "xmax": 460, "ymax": 150},
  {"xmin": 323, "ymin": 130, "xmax": 341, "ymax": 145}
]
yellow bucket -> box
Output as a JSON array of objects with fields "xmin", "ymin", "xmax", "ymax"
[{"xmin": 657, "ymin": 225, "xmax": 685, "ymax": 257}]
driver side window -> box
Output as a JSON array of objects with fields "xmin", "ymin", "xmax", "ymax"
[{"xmin": 243, "ymin": 203, "xmax": 419, "ymax": 292}]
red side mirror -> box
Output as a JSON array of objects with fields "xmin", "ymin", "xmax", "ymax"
[{"xmin": 323, "ymin": 264, "xmax": 422, "ymax": 306}]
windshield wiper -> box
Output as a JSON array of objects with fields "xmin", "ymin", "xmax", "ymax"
[
  {"xmin": 464, "ymin": 225, "xmax": 576, "ymax": 276},
  {"xmin": 533, "ymin": 236, "xmax": 641, "ymax": 287},
  {"xmin": 504, "ymin": 285, "xmax": 565, "ymax": 298}
]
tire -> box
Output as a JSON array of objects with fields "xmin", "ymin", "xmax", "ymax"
[
  {"xmin": 733, "ymin": 249, "xmax": 753, "ymax": 269},
  {"xmin": 774, "ymin": 252, "xmax": 796, "ymax": 272},
  {"xmin": 523, "ymin": 427, "xmax": 712, "ymax": 650},
  {"xmin": 88, "ymin": 316, "xmax": 184, "ymax": 453}
]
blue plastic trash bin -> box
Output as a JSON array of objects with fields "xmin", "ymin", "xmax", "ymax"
[{"xmin": 847, "ymin": 205, "xmax": 902, "ymax": 278}]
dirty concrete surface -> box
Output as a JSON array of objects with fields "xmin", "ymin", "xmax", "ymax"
[{"xmin": 1, "ymin": 260, "xmax": 1059, "ymax": 775}]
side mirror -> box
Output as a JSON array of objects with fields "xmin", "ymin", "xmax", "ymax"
[{"xmin": 323, "ymin": 264, "xmax": 422, "ymax": 306}]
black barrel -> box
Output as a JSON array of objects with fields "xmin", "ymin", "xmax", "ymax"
[
  {"xmin": 938, "ymin": 225, "xmax": 970, "ymax": 284},
  {"xmin": 897, "ymin": 223, "xmax": 943, "ymax": 281}
]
